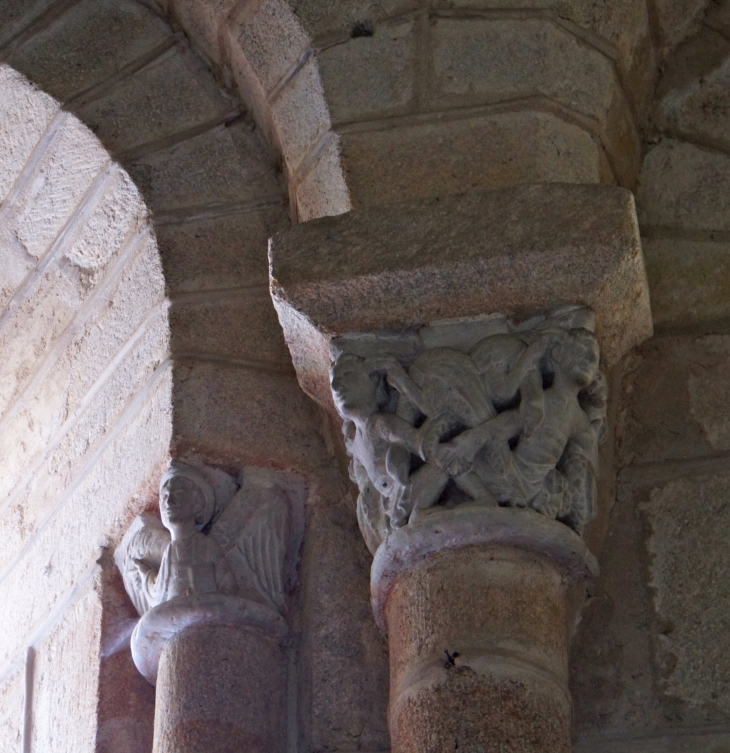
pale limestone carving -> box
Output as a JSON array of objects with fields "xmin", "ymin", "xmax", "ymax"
[
  {"xmin": 330, "ymin": 307, "xmax": 607, "ymax": 553},
  {"xmin": 116, "ymin": 460, "xmax": 305, "ymax": 617}
]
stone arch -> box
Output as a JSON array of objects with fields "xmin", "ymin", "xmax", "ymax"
[
  {"xmin": 0, "ymin": 61, "xmax": 170, "ymax": 751},
  {"xmin": 0, "ymin": 3, "xmax": 382, "ymax": 751}
]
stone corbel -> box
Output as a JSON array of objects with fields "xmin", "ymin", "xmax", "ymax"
[
  {"xmin": 115, "ymin": 460, "xmax": 306, "ymax": 753},
  {"xmin": 269, "ymin": 184, "xmax": 652, "ymax": 753}
]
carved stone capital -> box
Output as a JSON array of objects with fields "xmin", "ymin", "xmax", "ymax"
[{"xmin": 115, "ymin": 460, "xmax": 306, "ymax": 683}]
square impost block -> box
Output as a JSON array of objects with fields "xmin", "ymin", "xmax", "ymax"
[{"xmin": 269, "ymin": 184, "xmax": 652, "ymax": 411}]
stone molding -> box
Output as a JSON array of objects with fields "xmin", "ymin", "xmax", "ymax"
[
  {"xmin": 371, "ymin": 504, "xmax": 599, "ymax": 633},
  {"xmin": 130, "ymin": 593, "xmax": 288, "ymax": 684},
  {"xmin": 270, "ymin": 183, "xmax": 653, "ymax": 413}
]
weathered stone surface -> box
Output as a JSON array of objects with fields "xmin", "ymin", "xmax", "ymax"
[
  {"xmin": 659, "ymin": 54, "xmax": 730, "ymax": 154},
  {"xmin": 616, "ymin": 334, "xmax": 730, "ymax": 467},
  {"xmin": 644, "ymin": 472, "xmax": 730, "ymax": 715},
  {"xmin": 570, "ymin": 473, "xmax": 658, "ymax": 736},
  {"xmin": 96, "ymin": 562, "xmax": 155, "ymax": 753},
  {"xmin": 7, "ymin": 0, "xmax": 172, "ymax": 103},
  {"xmin": 30, "ymin": 578, "xmax": 103, "ymax": 753},
  {"xmin": 270, "ymin": 56, "xmax": 331, "ymax": 173},
  {"xmin": 128, "ymin": 120, "xmax": 281, "ymax": 211},
  {"xmin": 653, "ymin": 0, "xmax": 708, "ymax": 53},
  {"xmin": 77, "ymin": 45, "xmax": 235, "ymax": 153},
  {"xmin": 317, "ymin": 18, "xmax": 416, "ymax": 123},
  {"xmin": 154, "ymin": 623, "xmax": 288, "ymax": 753},
  {"xmin": 0, "ymin": 661, "xmax": 24, "ymax": 753},
  {"xmin": 294, "ymin": 133, "xmax": 351, "ymax": 221},
  {"xmin": 386, "ymin": 542, "xmax": 573, "ymax": 753},
  {"xmin": 0, "ymin": 65, "xmax": 59, "ymax": 203},
  {"xmin": 229, "ymin": 0, "xmax": 310, "ymax": 94},
  {"xmin": 271, "ymin": 183, "xmax": 651, "ymax": 410},
  {"xmin": 338, "ymin": 110, "xmax": 602, "ymax": 208},
  {"xmin": 155, "ymin": 206, "xmax": 289, "ymax": 293},
  {"xmin": 430, "ymin": 17, "xmax": 615, "ymax": 122},
  {"xmin": 170, "ymin": 291, "xmax": 292, "ymax": 366},
  {"xmin": 0, "ymin": 370, "xmax": 172, "ymax": 670},
  {"xmin": 171, "ymin": 362, "xmax": 327, "ymax": 471},
  {"xmin": 173, "ymin": 0, "xmax": 239, "ymax": 66},
  {"xmin": 638, "ymin": 139, "xmax": 730, "ymax": 232},
  {"xmin": 0, "ymin": 114, "xmax": 107, "ymax": 262},
  {"xmin": 299, "ymin": 482, "xmax": 390, "ymax": 752},
  {"xmin": 0, "ymin": 0, "xmax": 54, "ymax": 47},
  {"xmin": 642, "ymin": 236, "xmax": 730, "ymax": 327},
  {"xmin": 575, "ymin": 728, "xmax": 730, "ymax": 753},
  {"xmin": 289, "ymin": 0, "xmax": 417, "ymax": 37}
]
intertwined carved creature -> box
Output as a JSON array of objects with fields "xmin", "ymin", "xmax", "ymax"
[{"xmin": 330, "ymin": 307, "xmax": 607, "ymax": 553}]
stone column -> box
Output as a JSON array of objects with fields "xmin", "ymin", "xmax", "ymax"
[
  {"xmin": 116, "ymin": 460, "xmax": 306, "ymax": 753},
  {"xmin": 269, "ymin": 184, "xmax": 653, "ymax": 752},
  {"xmin": 133, "ymin": 594, "xmax": 289, "ymax": 753}
]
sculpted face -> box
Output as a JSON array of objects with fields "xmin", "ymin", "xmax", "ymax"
[
  {"xmin": 562, "ymin": 332, "xmax": 599, "ymax": 387},
  {"xmin": 160, "ymin": 474, "xmax": 204, "ymax": 529},
  {"xmin": 331, "ymin": 355, "xmax": 377, "ymax": 416}
]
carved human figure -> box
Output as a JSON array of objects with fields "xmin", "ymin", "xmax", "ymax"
[
  {"xmin": 330, "ymin": 308, "xmax": 607, "ymax": 550},
  {"xmin": 126, "ymin": 462, "xmax": 237, "ymax": 613},
  {"xmin": 437, "ymin": 327, "xmax": 604, "ymax": 531},
  {"xmin": 331, "ymin": 353, "xmax": 449, "ymax": 532}
]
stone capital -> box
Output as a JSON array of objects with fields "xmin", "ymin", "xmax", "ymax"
[{"xmin": 270, "ymin": 183, "xmax": 652, "ymax": 415}]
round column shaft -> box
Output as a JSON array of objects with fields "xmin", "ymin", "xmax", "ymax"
[
  {"xmin": 387, "ymin": 545, "xmax": 571, "ymax": 753},
  {"xmin": 153, "ymin": 622, "xmax": 287, "ymax": 753},
  {"xmin": 372, "ymin": 506, "xmax": 597, "ymax": 753}
]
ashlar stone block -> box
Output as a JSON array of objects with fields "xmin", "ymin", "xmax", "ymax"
[{"xmin": 270, "ymin": 183, "xmax": 652, "ymax": 412}]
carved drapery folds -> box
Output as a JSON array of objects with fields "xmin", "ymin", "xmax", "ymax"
[{"xmin": 331, "ymin": 306, "xmax": 607, "ymax": 553}]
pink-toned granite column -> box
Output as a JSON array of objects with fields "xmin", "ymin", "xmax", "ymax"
[{"xmin": 269, "ymin": 185, "xmax": 653, "ymax": 752}]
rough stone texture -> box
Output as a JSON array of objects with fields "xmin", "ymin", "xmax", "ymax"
[
  {"xmin": 170, "ymin": 291, "xmax": 292, "ymax": 366},
  {"xmin": 317, "ymin": 18, "xmax": 416, "ymax": 123},
  {"xmin": 155, "ymin": 207, "xmax": 289, "ymax": 293},
  {"xmin": 171, "ymin": 362, "xmax": 326, "ymax": 472},
  {"xmin": 299, "ymin": 481, "xmax": 390, "ymax": 752},
  {"xmin": 127, "ymin": 120, "xmax": 282, "ymax": 212},
  {"xmin": 644, "ymin": 472, "xmax": 730, "ymax": 714},
  {"xmin": 96, "ymin": 560, "xmax": 155, "ymax": 753},
  {"xmin": 0, "ymin": 369, "xmax": 172, "ymax": 671},
  {"xmin": 338, "ymin": 110, "xmax": 603, "ymax": 209},
  {"xmin": 294, "ymin": 133, "xmax": 352, "ymax": 221},
  {"xmin": 642, "ymin": 236, "xmax": 730, "ymax": 327},
  {"xmin": 154, "ymin": 623, "xmax": 287, "ymax": 753},
  {"xmin": 0, "ymin": 65, "xmax": 59, "ymax": 202},
  {"xmin": 637, "ymin": 139, "xmax": 730, "ymax": 232},
  {"xmin": 229, "ymin": 0, "xmax": 310, "ymax": 95},
  {"xmin": 657, "ymin": 43, "xmax": 730, "ymax": 154},
  {"xmin": 30, "ymin": 578, "xmax": 103, "ymax": 753},
  {"xmin": 270, "ymin": 56, "xmax": 331, "ymax": 174},
  {"xmin": 172, "ymin": 0, "xmax": 239, "ymax": 67},
  {"xmin": 289, "ymin": 0, "xmax": 418, "ymax": 38},
  {"xmin": 387, "ymin": 545, "xmax": 572, "ymax": 753},
  {"xmin": 430, "ymin": 17, "xmax": 614, "ymax": 121},
  {"xmin": 0, "ymin": 662, "xmax": 24, "ymax": 753},
  {"xmin": 6, "ymin": 0, "xmax": 172, "ymax": 104},
  {"xmin": 652, "ymin": 0, "xmax": 708, "ymax": 55},
  {"xmin": 77, "ymin": 45, "xmax": 236, "ymax": 154},
  {"xmin": 615, "ymin": 334, "xmax": 730, "ymax": 467},
  {"xmin": 271, "ymin": 183, "xmax": 652, "ymax": 409},
  {"xmin": 0, "ymin": 114, "xmax": 107, "ymax": 263}
]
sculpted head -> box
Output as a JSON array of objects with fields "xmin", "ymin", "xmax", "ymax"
[
  {"xmin": 159, "ymin": 461, "xmax": 215, "ymax": 533},
  {"xmin": 330, "ymin": 353, "xmax": 378, "ymax": 418},
  {"xmin": 554, "ymin": 328, "xmax": 600, "ymax": 388}
]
